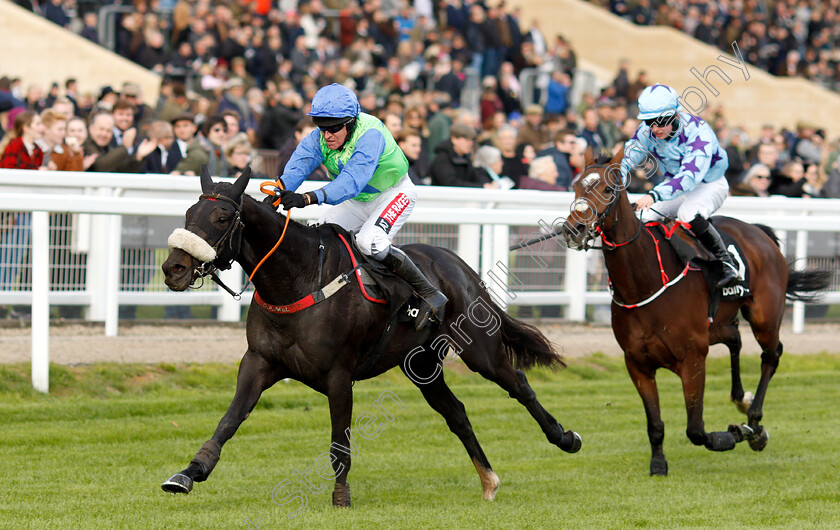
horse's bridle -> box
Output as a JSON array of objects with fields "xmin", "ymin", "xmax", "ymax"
[
  {"xmin": 191, "ymin": 193, "xmax": 245, "ymax": 283},
  {"xmin": 575, "ymin": 164, "xmax": 643, "ymax": 251}
]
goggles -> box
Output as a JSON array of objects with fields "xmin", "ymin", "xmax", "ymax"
[
  {"xmin": 319, "ymin": 118, "xmax": 353, "ymax": 134},
  {"xmin": 644, "ymin": 114, "xmax": 677, "ymax": 128}
]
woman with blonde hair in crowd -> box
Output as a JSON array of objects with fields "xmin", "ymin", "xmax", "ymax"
[
  {"xmin": 801, "ymin": 162, "xmax": 828, "ymax": 198},
  {"xmin": 39, "ymin": 109, "xmax": 83, "ymax": 171},
  {"xmin": 730, "ymin": 163, "xmax": 772, "ymax": 197},
  {"xmin": 224, "ymin": 132, "xmax": 266, "ymax": 179}
]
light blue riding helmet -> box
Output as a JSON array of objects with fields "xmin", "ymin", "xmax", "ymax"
[
  {"xmin": 636, "ymin": 84, "xmax": 683, "ymax": 120},
  {"xmin": 307, "ymin": 83, "xmax": 361, "ymax": 126}
]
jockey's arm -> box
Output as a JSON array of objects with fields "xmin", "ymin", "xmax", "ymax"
[
  {"xmin": 278, "ymin": 130, "xmax": 325, "ymax": 191},
  {"xmin": 620, "ymin": 135, "xmax": 653, "ymax": 178},
  {"xmin": 314, "ymin": 129, "xmax": 386, "ymax": 205},
  {"xmin": 649, "ymin": 148, "xmax": 712, "ymax": 202}
]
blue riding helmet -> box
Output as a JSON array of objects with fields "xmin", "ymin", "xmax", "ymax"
[
  {"xmin": 636, "ymin": 84, "xmax": 683, "ymax": 120},
  {"xmin": 308, "ymin": 83, "xmax": 361, "ymax": 127}
]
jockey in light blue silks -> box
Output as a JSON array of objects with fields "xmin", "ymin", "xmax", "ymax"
[
  {"xmin": 622, "ymin": 84, "xmax": 738, "ymax": 289},
  {"xmin": 273, "ymin": 83, "xmax": 447, "ymax": 330}
]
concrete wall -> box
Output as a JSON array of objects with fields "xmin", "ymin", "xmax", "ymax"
[
  {"xmin": 0, "ymin": 0, "xmax": 161, "ymax": 103},
  {"xmin": 516, "ymin": 0, "xmax": 840, "ymax": 139}
]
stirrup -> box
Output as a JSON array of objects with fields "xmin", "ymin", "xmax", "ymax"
[
  {"xmin": 415, "ymin": 291, "xmax": 447, "ymax": 331},
  {"xmin": 716, "ymin": 262, "xmax": 739, "ymax": 289}
]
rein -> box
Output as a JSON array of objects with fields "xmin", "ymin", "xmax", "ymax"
[
  {"xmin": 581, "ymin": 165, "xmax": 643, "ymax": 251},
  {"xmin": 609, "ymin": 221, "xmax": 699, "ymax": 309},
  {"xmin": 192, "ymin": 181, "xmax": 292, "ymax": 299}
]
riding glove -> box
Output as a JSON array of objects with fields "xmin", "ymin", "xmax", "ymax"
[{"xmin": 278, "ymin": 190, "xmax": 317, "ymax": 209}]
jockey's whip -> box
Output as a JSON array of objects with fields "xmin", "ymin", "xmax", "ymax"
[{"xmin": 509, "ymin": 230, "xmax": 564, "ymax": 251}]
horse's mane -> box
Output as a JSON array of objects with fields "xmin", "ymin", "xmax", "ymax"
[
  {"xmin": 208, "ymin": 182, "xmax": 319, "ymax": 237},
  {"xmin": 592, "ymin": 152, "xmax": 613, "ymax": 165}
]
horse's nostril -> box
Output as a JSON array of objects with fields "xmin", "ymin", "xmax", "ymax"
[{"xmin": 171, "ymin": 264, "xmax": 186, "ymax": 275}]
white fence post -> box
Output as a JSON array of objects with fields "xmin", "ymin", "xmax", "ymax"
[
  {"xmin": 564, "ymin": 248, "xmax": 588, "ymax": 321},
  {"xmin": 457, "ymin": 224, "xmax": 481, "ymax": 272},
  {"xmin": 217, "ymin": 264, "xmax": 243, "ymax": 321},
  {"xmin": 480, "ymin": 224, "xmax": 512, "ymax": 310},
  {"xmin": 792, "ymin": 229, "xmax": 809, "ymax": 334},
  {"xmin": 104, "ymin": 215, "xmax": 122, "ymax": 337},
  {"xmin": 31, "ymin": 211, "xmax": 50, "ymax": 393}
]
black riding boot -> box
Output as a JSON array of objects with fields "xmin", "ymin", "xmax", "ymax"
[
  {"xmin": 381, "ymin": 247, "xmax": 448, "ymax": 331},
  {"xmin": 691, "ymin": 215, "xmax": 738, "ymax": 289}
]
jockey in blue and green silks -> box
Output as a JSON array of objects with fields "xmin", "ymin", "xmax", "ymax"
[
  {"xmin": 622, "ymin": 84, "xmax": 738, "ymax": 289},
  {"xmin": 273, "ymin": 83, "xmax": 447, "ymax": 330}
]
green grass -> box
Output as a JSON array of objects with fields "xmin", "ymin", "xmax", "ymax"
[{"xmin": 1, "ymin": 354, "xmax": 839, "ymax": 529}]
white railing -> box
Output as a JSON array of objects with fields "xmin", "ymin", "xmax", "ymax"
[{"xmin": 1, "ymin": 169, "xmax": 839, "ymax": 392}]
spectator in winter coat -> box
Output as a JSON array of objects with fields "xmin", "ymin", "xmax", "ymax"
[{"xmin": 429, "ymin": 124, "xmax": 497, "ymax": 188}]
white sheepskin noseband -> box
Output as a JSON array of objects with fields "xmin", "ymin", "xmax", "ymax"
[{"xmin": 168, "ymin": 228, "xmax": 217, "ymax": 262}]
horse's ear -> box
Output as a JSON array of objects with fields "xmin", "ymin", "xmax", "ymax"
[
  {"xmin": 611, "ymin": 144, "xmax": 625, "ymax": 164},
  {"xmin": 584, "ymin": 146, "xmax": 595, "ymax": 169},
  {"xmin": 230, "ymin": 166, "xmax": 251, "ymax": 200},
  {"xmin": 199, "ymin": 164, "xmax": 213, "ymax": 193}
]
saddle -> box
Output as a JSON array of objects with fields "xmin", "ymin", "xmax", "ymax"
[
  {"xmin": 648, "ymin": 218, "xmax": 751, "ymax": 320},
  {"xmin": 321, "ymin": 224, "xmax": 426, "ymax": 379},
  {"xmin": 321, "ymin": 223, "xmax": 422, "ymax": 323}
]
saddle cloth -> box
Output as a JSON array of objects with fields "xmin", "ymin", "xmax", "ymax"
[
  {"xmin": 323, "ymin": 223, "xmax": 421, "ymax": 325},
  {"xmin": 650, "ymin": 218, "xmax": 751, "ymax": 303}
]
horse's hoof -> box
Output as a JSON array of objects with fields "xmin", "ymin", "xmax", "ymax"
[
  {"xmin": 332, "ymin": 482, "xmax": 351, "ymax": 508},
  {"xmin": 564, "ymin": 431, "xmax": 582, "ymax": 454},
  {"xmin": 748, "ymin": 426, "xmax": 769, "ymax": 452},
  {"xmin": 162, "ymin": 473, "xmax": 194, "ymax": 494},
  {"xmin": 731, "ymin": 391, "xmax": 754, "ymax": 414},
  {"xmin": 728, "ymin": 423, "xmax": 754, "ymax": 443},
  {"xmin": 650, "ymin": 456, "xmax": 668, "ymax": 476}
]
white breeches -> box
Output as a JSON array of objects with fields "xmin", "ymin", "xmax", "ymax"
[{"xmin": 318, "ymin": 175, "xmax": 416, "ymax": 259}]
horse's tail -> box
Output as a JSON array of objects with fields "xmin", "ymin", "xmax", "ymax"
[
  {"xmin": 786, "ymin": 268, "xmax": 832, "ymax": 302},
  {"xmin": 499, "ymin": 310, "xmax": 566, "ymax": 370},
  {"xmin": 754, "ymin": 223, "xmax": 831, "ymax": 302}
]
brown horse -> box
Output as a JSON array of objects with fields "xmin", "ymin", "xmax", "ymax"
[
  {"xmin": 159, "ymin": 167, "xmax": 581, "ymax": 506},
  {"xmin": 561, "ymin": 147, "xmax": 830, "ymax": 476}
]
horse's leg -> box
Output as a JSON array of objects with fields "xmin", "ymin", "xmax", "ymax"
[
  {"xmin": 626, "ymin": 358, "xmax": 667, "ymax": 476},
  {"xmin": 324, "ymin": 373, "xmax": 355, "ymax": 508},
  {"xmin": 715, "ymin": 319, "xmax": 753, "ymax": 414},
  {"xmin": 463, "ymin": 347, "xmax": 581, "ymax": 454},
  {"xmin": 162, "ymin": 350, "xmax": 284, "ymax": 494},
  {"xmin": 399, "ymin": 353, "xmax": 500, "ymax": 501},
  {"xmin": 744, "ymin": 336, "xmax": 781, "ymax": 452},
  {"xmin": 741, "ymin": 301, "xmax": 784, "ymax": 451},
  {"xmin": 678, "ymin": 356, "xmax": 746, "ymax": 453}
]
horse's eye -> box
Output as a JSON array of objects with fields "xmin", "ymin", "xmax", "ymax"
[
  {"xmin": 219, "ymin": 216, "xmax": 229, "ymax": 223},
  {"xmin": 605, "ymin": 186, "xmax": 614, "ymax": 194}
]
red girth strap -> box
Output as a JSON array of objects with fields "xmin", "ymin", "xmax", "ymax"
[{"xmin": 253, "ymin": 234, "xmax": 386, "ymax": 314}]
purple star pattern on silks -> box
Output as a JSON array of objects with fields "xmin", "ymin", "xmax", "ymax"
[
  {"xmin": 664, "ymin": 176, "xmax": 685, "ymax": 192},
  {"xmin": 677, "ymin": 130, "xmax": 689, "ymax": 145},
  {"xmin": 687, "ymin": 115, "xmax": 703, "ymax": 127},
  {"xmin": 687, "ymin": 136, "xmax": 709, "ymax": 154},
  {"xmin": 650, "ymin": 84, "xmax": 669, "ymax": 92},
  {"xmin": 710, "ymin": 150, "xmax": 723, "ymax": 168},
  {"xmin": 651, "ymin": 147, "xmax": 662, "ymax": 160},
  {"xmin": 683, "ymin": 158, "xmax": 700, "ymax": 174},
  {"xmin": 663, "ymin": 171, "xmax": 674, "ymax": 179},
  {"xmin": 631, "ymin": 130, "xmax": 639, "ymax": 141}
]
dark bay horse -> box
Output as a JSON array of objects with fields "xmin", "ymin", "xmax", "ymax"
[
  {"xmin": 561, "ymin": 147, "xmax": 829, "ymax": 476},
  {"xmin": 160, "ymin": 167, "xmax": 581, "ymax": 506}
]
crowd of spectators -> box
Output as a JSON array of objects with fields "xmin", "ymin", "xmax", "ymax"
[
  {"xmin": 1, "ymin": 0, "xmax": 838, "ymax": 200},
  {"xmin": 594, "ymin": 0, "xmax": 840, "ymax": 94}
]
